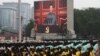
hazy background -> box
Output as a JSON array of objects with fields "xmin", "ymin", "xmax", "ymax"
[{"xmin": 0, "ymin": 0, "xmax": 100, "ymax": 9}]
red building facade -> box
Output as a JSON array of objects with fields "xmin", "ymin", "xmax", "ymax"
[{"xmin": 34, "ymin": 0, "xmax": 67, "ymax": 33}]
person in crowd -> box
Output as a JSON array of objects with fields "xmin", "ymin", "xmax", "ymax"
[
  {"xmin": 75, "ymin": 47, "xmax": 81, "ymax": 56},
  {"xmin": 89, "ymin": 47, "xmax": 95, "ymax": 56},
  {"xmin": 60, "ymin": 48, "xmax": 69, "ymax": 56},
  {"xmin": 29, "ymin": 48, "xmax": 35, "ymax": 56},
  {"xmin": 95, "ymin": 47, "xmax": 100, "ymax": 56},
  {"xmin": 72, "ymin": 48, "xmax": 76, "ymax": 56}
]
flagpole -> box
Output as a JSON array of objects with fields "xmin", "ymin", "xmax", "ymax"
[{"xmin": 18, "ymin": 0, "xmax": 22, "ymax": 42}]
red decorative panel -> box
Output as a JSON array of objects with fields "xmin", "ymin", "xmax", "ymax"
[{"xmin": 34, "ymin": 0, "xmax": 67, "ymax": 33}]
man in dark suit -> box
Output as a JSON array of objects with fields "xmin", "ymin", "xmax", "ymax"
[{"xmin": 45, "ymin": 5, "xmax": 56, "ymax": 25}]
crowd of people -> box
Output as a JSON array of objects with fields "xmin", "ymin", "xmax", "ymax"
[{"xmin": 0, "ymin": 40, "xmax": 99, "ymax": 56}]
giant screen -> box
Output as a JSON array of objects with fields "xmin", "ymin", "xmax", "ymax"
[{"xmin": 34, "ymin": 0, "xmax": 67, "ymax": 33}]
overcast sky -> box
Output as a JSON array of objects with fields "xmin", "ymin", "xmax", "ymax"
[{"xmin": 0, "ymin": 0, "xmax": 100, "ymax": 9}]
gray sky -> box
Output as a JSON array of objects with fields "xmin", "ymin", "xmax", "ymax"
[
  {"xmin": 0, "ymin": 0, "xmax": 100, "ymax": 9},
  {"xmin": 74, "ymin": 0, "xmax": 100, "ymax": 9}
]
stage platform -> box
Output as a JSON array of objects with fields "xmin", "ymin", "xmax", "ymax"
[{"xmin": 36, "ymin": 33, "xmax": 66, "ymax": 40}]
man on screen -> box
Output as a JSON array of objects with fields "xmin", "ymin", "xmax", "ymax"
[{"xmin": 44, "ymin": 4, "xmax": 56, "ymax": 25}]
